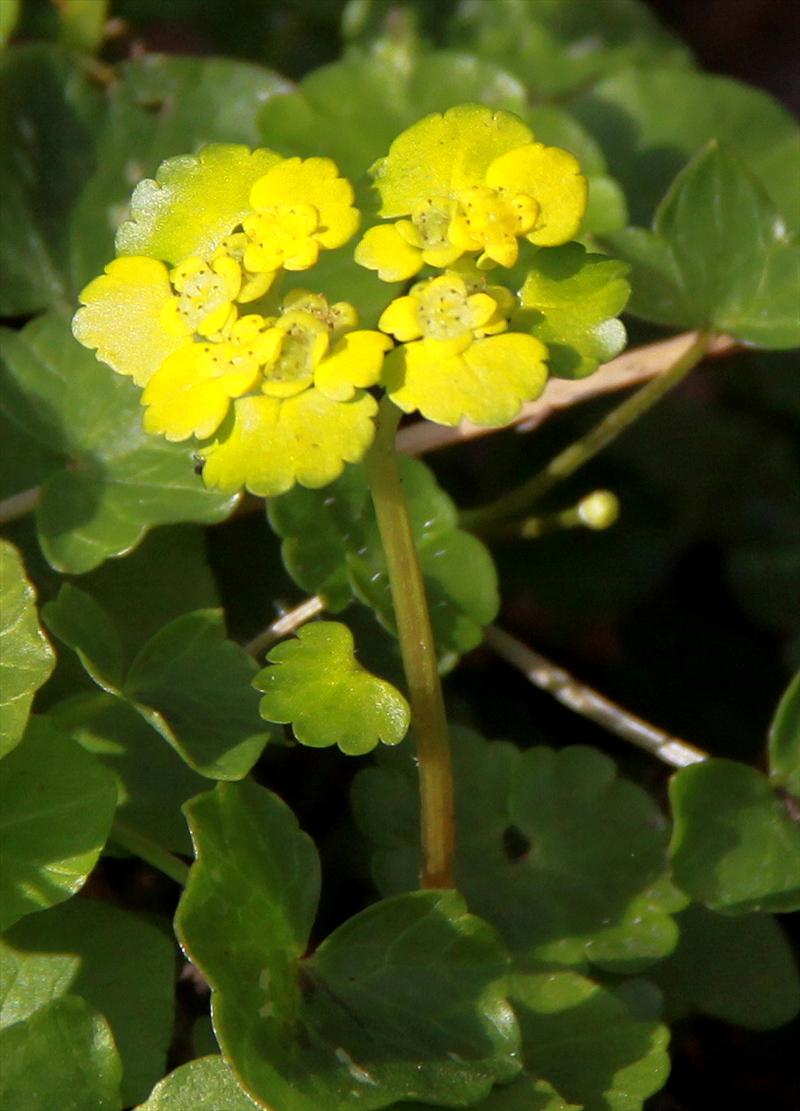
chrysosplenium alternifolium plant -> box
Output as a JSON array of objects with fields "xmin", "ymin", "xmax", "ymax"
[{"xmin": 73, "ymin": 104, "xmax": 588, "ymax": 494}]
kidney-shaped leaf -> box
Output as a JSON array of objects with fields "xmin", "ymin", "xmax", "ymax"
[
  {"xmin": 353, "ymin": 730, "xmax": 682, "ymax": 972},
  {"xmin": 0, "ymin": 314, "xmax": 236, "ymax": 573},
  {"xmin": 517, "ymin": 242, "xmax": 630, "ymax": 379},
  {"xmin": 769, "ymin": 671, "xmax": 800, "ymax": 798},
  {"xmin": 610, "ymin": 144, "xmax": 800, "ymax": 349},
  {"xmin": 0, "ymin": 995, "xmax": 122, "ymax": 1111},
  {"xmin": 669, "ymin": 758, "xmax": 800, "ymax": 913},
  {"xmin": 269, "ymin": 458, "xmax": 499, "ymax": 658},
  {"xmin": 255, "ymin": 621, "xmax": 409, "ymax": 755},
  {"xmin": 0, "ymin": 540, "xmax": 54, "ymax": 758},
  {"xmin": 0, "ymin": 717, "xmax": 117, "ymax": 930},
  {"xmin": 176, "ymin": 780, "xmax": 520, "ymax": 1111}
]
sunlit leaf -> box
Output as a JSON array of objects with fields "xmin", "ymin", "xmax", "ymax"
[
  {"xmin": 137, "ymin": 1056, "xmax": 259, "ymax": 1111},
  {"xmin": 768, "ymin": 671, "xmax": 800, "ymax": 798}
]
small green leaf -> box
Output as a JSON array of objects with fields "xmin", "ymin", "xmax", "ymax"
[
  {"xmin": 0, "ymin": 716, "xmax": 117, "ymax": 930},
  {"xmin": 176, "ymin": 780, "xmax": 520, "ymax": 1111},
  {"xmin": 652, "ymin": 904, "xmax": 800, "ymax": 1030},
  {"xmin": 0, "ymin": 315, "xmax": 236, "ymax": 573},
  {"xmin": 506, "ymin": 971, "xmax": 670, "ymax": 1111},
  {"xmin": 610, "ymin": 144, "xmax": 800, "ymax": 348},
  {"xmin": 2, "ymin": 898, "xmax": 175, "ymax": 1105},
  {"xmin": 769, "ymin": 671, "xmax": 800, "ymax": 798},
  {"xmin": 57, "ymin": 0, "xmax": 108, "ymax": 53},
  {"xmin": 0, "ymin": 995, "xmax": 122, "ymax": 1111},
  {"xmin": 353, "ymin": 730, "xmax": 682, "ymax": 972},
  {"xmin": 517, "ymin": 243, "xmax": 630, "ymax": 379},
  {"xmin": 45, "ymin": 586, "xmax": 269, "ymax": 780},
  {"xmin": 669, "ymin": 758, "xmax": 800, "ymax": 913},
  {"xmin": 137, "ymin": 1057, "xmax": 259, "ymax": 1111},
  {"xmin": 269, "ymin": 459, "xmax": 499, "ymax": 658},
  {"xmin": 446, "ymin": 0, "xmax": 690, "ymax": 100},
  {"xmin": 0, "ymin": 540, "xmax": 54, "ymax": 757},
  {"xmin": 572, "ymin": 66, "xmax": 800, "ymax": 232},
  {"xmin": 255, "ymin": 621, "xmax": 409, "ymax": 755},
  {"xmin": 0, "ymin": 0, "xmax": 19, "ymax": 46}
]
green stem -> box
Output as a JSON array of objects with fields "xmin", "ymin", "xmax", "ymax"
[
  {"xmin": 111, "ymin": 820, "xmax": 190, "ymax": 886},
  {"xmin": 461, "ymin": 331, "xmax": 712, "ymax": 530},
  {"xmin": 0, "ymin": 485, "xmax": 40, "ymax": 525},
  {"xmin": 364, "ymin": 398, "xmax": 455, "ymax": 889}
]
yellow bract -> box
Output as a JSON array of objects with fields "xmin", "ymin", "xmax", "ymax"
[
  {"xmin": 72, "ymin": 144, "xmax": 383, "ymax": 497},
  {"xmin": 356, "ymin": 104, "xmax": 587, "ymax": 279},
  {"xmin": 379, "ymin": 271, "xmax": 548, "ymax": 427}
]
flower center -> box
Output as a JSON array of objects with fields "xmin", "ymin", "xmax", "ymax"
[
  {"xmin": 416, "ymin": 277, "xmax": 477, "ymax": 341},
  {"xmin": 242, "ymin": 204, "xmax": 322, "ymax": 274},
  {"xmin": 409, "ymin": 197, "xmax": 455, "ymax": 252},
  {"xmin": 449, "ymin": 186, "xmax": 539, "ymax": 267},
  {"xmin": 261, "ymin": 309, "xmax": 331, "ymax": 398},
  {"xmin": 164, "ymin": 256, "xmax": 241, "ymax": 337}
]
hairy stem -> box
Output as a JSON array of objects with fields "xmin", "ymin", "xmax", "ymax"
[
  {"xmin": 364, "ymin": 398, "xmax": 455, "ymax": 889},
  {"xmin": 0, "ymin": 486, "xmax": 41, "ymax": 525},
  {"xmin": 461, "ymin": 331, "xmax": 712, "ymax": 529},
  {"xmin": 111, "ymin": 820, "xmax": 190, "ymax": 886},
  {"xmin": 485, "ymin": 626, "xmax": 708, "ymax": 768}
]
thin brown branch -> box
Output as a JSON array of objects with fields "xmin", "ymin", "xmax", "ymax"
[
  {"xmin": 244, "ymin": 594, "xmax": 325, "ymax": 657},
  {"xmin": 397, "ymin": 331, "xmax": 737, "ymax": 456},
  {"xmin": 484, "ymin": 625, "xmax": 708, "ymax": 769}
]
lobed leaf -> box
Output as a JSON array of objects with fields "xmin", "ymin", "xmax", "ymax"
[
  {"xmin": 44, "ymin": 586, "xmax": 269, "ymax": 780},
  {"xmin": 2, "ymin": 898, "xmax": 175, "ymax": 1105},
  {"xmin": 609, "ymin": 143, "xmax": 800, "ymax": 348},
  {"xmin": 255, "ymin": 621, "xmax": 409, "ymax": 755},
  {"xmin": 176, "ymin": 780, "xmax": 520, "ymax": 1111},
  {"xmin": 0, "ymin": 540, "xmax": 54, "ymax": 758},
  {"xmin": 0, "ymin": 716, "xmax": 117, "ymax": 930},
  {"xmin": 269, "ymin": 458, "xmax": 499, "ymax": 658},
  {"xmin": 0, "ymin": 995, "xmax": 122, "ymax": 1111},
  {"xmin": 669, "ymin": 758, "xmax": 800, "ymax": 913},
  {"xmin": 0, "ymin": 314, "xmax": 236, "ymax": 573},
  {"xmin": 353, "ymin": 730, "xmax": 682, "ymax": 972},
  {"xmin": 517, "ymin": 242, "xmax": 630, "ymax": 379}
]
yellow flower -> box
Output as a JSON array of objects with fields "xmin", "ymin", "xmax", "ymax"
[
  {"xmin": 72, "ymin": 144, "xmax": 383, "ymax": 498},
  {"xmin": 379, "ymin": 271, "xmax": 548, "ymax": 427},
  {"xmin": 355, "ymin": 104, "xmax": 587, "ymax": 280}
]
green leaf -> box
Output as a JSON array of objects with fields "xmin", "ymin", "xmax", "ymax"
[
  {"xmin": 505, "ymin": 971, "xmax": 669, "ymax": 1111},
  {"xmin": 652, "ymin": 904, "xmax": 800, "ymax": 1030},
  {"xmin": 572, "ymin": 66, "xmax": 800, "ymax": 232},
  {"xmin": 0, "ymin": 716, "xmax": 117, "ymax": 930},
  {"xmin": 51, "ymin": 695, "xmax": 204, "ymax": 856},
  {"xmin": 0, "ymin": 0, "xmax": 20, "ymax": 46},
  {"xmin": 353, "ymin": 730, "xmax": 682, "ymax": 972},
  {"xmin": 769, "ymin": 671, "xmax": 800, "ymax": 798},
  {"xmin": 44, "ymin": 587, "xmax": 269, "ymax": 780},
  {"xmin": 0, "ymin": 314, "xmax": 236, "ymax": 573},
  {"xmin": 0, "ymin": 540, "xmax": 54, "ymax": 757},
  {"xmin": 446, "ymin": 0, "xmax": 690, "ymax": 100},
  {"xmin": 57, "ymin": 0, "xmax": 108, "ymax": 52},
  {"xmin": 0, "ymin": 45, "xmax": 99, "ymax": 316},
  {"xmin": 0, "ymin": 995, "xmax": 122, "ymax": 1111},
  {"xmin": 137, "ymin": 1057, "xmax": 259, "ymax": 1110},
  {"xmin": 517, "ymin": 243, "xmax": 630, "ymax": 379},
  {"xmin": 255, "ymin": 621, "xmax": 409, "ymax": 755},
  {"xmin": 669, "ymin": 758, "xmax": 800, "ymax": 913},
  {"xmin": 176, "ymin": 780, "xmax": 520, "ymax": 1111},
  {"xmin": 269, "ymin": 458, "xmax": 499, "ymax": 658},
  {"xmin": 610, "ymin": 144, "xmax": 800, "ymax": 348},
  {"xmin": 2, "ymin": 898, "xmax": 175, "ymax": 1105}
]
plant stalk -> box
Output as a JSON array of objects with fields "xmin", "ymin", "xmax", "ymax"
[
  {"xmin": 461, "ymin": 331, "xmax": 712, "ymax": 530},
  {"xmin": 364, "ymin": 398, "xmax": 455, "ymax": 889},
  {"xmin": 111, "ymin": 820, "xmax": 190, "ymax": 886}
]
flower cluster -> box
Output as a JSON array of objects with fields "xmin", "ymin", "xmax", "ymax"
[{"xmin": 73, "ymin": 107, "xmax": 589, "ymax": 496}]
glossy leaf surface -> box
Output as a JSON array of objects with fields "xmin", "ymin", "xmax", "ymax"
[
  {"xmin": 0, "ymin": 314, "xmax": 236, "ymax": 573},
  {"xmin": 0, "ymin": 716, "xmax": 117, "ymax": 929},
  {"xmin": 269, "ymin": 459, "xmax": 499, "ymax": 657},
  {"xmin": 669, "ymin": 758, "xmax": 800, "ymax": 913},
  {"xmin": 353, "ymin": 731, "xmax": 682, "ymax": 971},
  {"xmin": 255, "ymin": 621, "xmax": 409, "ymax": 755},
  {"xmin": 610, "ymin": 144, "xmax": 800, "ymax": 348},
  {"xmin": 176, "ymin": 780, "xmax": 520, "ymax": 1111},
  {"xmin": 137, "ymin": 1056, "xmax": 259, "ymax": 1110},
  {"xmin": 768, "ymin": 671, "xmax": 800, "ymax": 798},
  {"xmin": 0, "ymin": 540, "xmax": 54, "ymax": 757},
  {"xmin": 2, "ymin": 898, "xmax": 175, "ymax": 1105}
]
